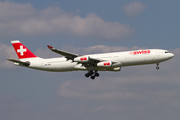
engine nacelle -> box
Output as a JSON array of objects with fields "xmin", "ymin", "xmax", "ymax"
[
  {"xmin": 74, "ymin": 56, "xmax": 90, "ymax": 63},
  {"xmin": 97, "ymin": 61, "xmax": 112, "ymax": 67}
]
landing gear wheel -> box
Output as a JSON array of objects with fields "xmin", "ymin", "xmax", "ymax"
[
  {"xmin": 85, "ymin": 70, "xmax": 99, "ymax": 79},
  {"xmin": 91, "ymin": 76, "xmax": 95, "ymax": 80},
  {"xmin": 156, "ymin": 63, "xmax": 159, "ymax": 70},
  {"xmin": 156, "ymin": 66, "xmax": 159, "ymax": 70},
  {"xmin": 85, "ymin": 73, "xmax": 90, "ymax": 77}
]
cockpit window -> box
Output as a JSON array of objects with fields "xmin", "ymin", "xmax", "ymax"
[{"xmin": 165, "ymin": 51, "xmax": 169, "ymax": 53}]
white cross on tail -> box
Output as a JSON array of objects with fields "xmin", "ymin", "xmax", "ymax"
[{"xmin": 17, "ymin": 45, "xmax": 27, "ymax": 56}]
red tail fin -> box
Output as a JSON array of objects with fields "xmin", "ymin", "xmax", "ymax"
[{"xmin": 11, "ymin": 40, "xmax": 37, "ymax": 59}]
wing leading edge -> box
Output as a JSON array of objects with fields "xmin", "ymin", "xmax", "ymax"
[
  {"xmin": 47, "ymin": 45, "xmax": 101, "ymax": 64},
  {"xmin": 47, "ymin": 45, "xmax": 79, "ymax": 60}
]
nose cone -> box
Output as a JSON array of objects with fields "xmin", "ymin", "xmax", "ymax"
[{"xmin": 169, "ymin": 53, "xmax": 174, "ymax": 58}]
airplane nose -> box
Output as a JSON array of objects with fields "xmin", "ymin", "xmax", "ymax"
[{"xmin": 170, "ymin": 53, "xmax": 174, "ymax": 58}]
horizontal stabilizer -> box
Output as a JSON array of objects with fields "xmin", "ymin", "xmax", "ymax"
[{"xmin": 7, "ymin": 59, "xmax": 30, "ymax": 66}]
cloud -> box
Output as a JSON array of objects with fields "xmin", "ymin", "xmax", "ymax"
[
  {"xmin": 0, "ymin": 1, "xmax": 133, "ymax": 40},
  {"xmin": 62, "ymin": 45, "xmax": 131, "ymax": 55},
  {"xmin": 1, "ymin": 42, "xmax": 180, "ymax": 120},
  {"xmin": 122, "ymin": 2, "xmax": 146, "ymax": 18},
  {"xmin": 0, "ymin": 42, "xmax": 18, "ymax": 68},
  {"xmin": 57, "ymin": 73, "xmax": 180, "ymax": 101},
  {"xmin": 58, "ymin": 79, "xmax": 141, "ymax": 100}
]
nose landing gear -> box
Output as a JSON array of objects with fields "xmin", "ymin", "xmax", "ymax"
[
  {"xmin": 156, "ymin": 63, "xmax": 159, "ymax": 70},
  {"xmin": 85, "ymin": 70, "xmax": 99, "ymax": 80}
]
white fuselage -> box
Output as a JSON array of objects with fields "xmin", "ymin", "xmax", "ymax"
[{"xmin": 18, "ymin": 49, "xmax": 174, "ymax": 72}]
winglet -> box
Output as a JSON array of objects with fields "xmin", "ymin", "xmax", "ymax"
[{"xmin": 47, "ymin": 45, "xmax": 54, "ymax": 50}]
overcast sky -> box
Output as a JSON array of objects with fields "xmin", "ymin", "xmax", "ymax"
[{"xmin": 0, "ymin": 0, "xmax": 180, "ymax": 120}]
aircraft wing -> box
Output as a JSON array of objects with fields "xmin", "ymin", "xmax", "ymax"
[
  {"xmin": 47, "ymin": 45, "xmax": 79, "ymax": 60},
  {"xmin": 47, "ymin": 45, "xmax": 101, "ymax": 64},
  {"xmin": 7, "ymin": 59, "xmax": 30, "ymax": 66}
]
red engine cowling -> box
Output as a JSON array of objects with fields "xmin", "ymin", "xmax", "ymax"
[
  {"xmin": 97, "ymin": 61, "xmax": 112, "ymax": 67},
  {"xmin": 74, "ymin": 56, "xmax": 90, "ymax": 63}
]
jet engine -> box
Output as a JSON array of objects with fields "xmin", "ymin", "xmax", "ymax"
[
  {"xmin": 74, "ymin": 56, "xmax": 90, "ymax": 63},
  {"xmin": 97, "ymin": 61, "xmax": 112, "ymax": 67}
]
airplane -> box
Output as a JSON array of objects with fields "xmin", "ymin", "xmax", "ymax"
[{"xmin": 7, "ymin": 40, "xmax": 174, "ymax": 79}]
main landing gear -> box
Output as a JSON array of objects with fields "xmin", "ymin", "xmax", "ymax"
[
  {"xmin": 85, "ymin": 70, "xmax": 99, "ymax": 80},
  {"xmin": 156, "ymin": 63, "xmax": 159, "ymax": 70}
]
